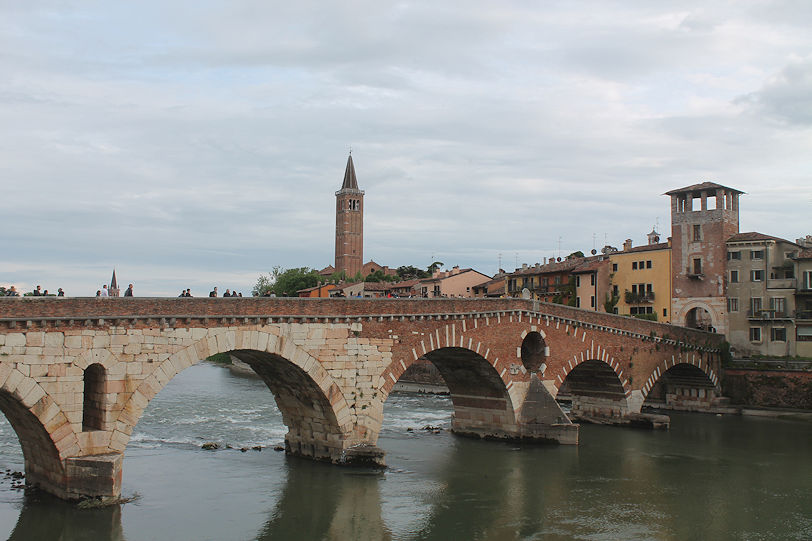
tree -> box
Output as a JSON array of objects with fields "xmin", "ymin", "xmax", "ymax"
[
  {"xmin": 427, "ymin": 261, "xmax": 444, "ymax": 274},
  {"xmin": 567, "ymin": 251, "xmax": 585, "ymax": 259},
  {"xmin": 396, "ymin": 265, "xmax": 429, "ymax": 280},
  {"xmin": 252, "ymin": 266, "xmax": 321, "ymax": 297}
]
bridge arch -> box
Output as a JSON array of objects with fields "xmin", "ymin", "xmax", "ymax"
[
  {"xmin": 553, "ymin": 349, "xmax": 631, "ymax": 421},
  {"xmin": 642, "ymin": 356, "xmax": 719, "ymax": 410},
  {"xmin": 379, "ymin": 332, "xmax": 521, "ymax": 439},
  {"xmin": 0, "ymin": 366, "xmax": 76, "ymax": 497},
  {"xmin": 114, "ymin": 327, "xmax": 355, "ymax": 462}
]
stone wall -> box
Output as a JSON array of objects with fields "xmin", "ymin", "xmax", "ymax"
[{"xmin": 722, "ymin": 369, "xmax": 812, "ymax": 409}]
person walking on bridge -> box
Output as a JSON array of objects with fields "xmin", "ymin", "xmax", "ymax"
[
  {"xmin": 124, "ymin": 284, "xmax": 133, "ymax": 297},
  {"xmin": 209, "ymin": 287, "xmax": 218, "ymax": 297}
]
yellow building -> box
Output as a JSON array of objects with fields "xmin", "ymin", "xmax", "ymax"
[{"xmin": 608, "ymin": 234, "xmax": 672, "ymax": 323}]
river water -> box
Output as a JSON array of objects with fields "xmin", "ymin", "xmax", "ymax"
[{"xmin": 0, "ymin": 362, "xmax": 810, "ymax": 540}]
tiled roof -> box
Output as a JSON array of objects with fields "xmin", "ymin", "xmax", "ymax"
[
  {"xmin": 614, "ymin": 242, "xmax": 670, "ymax": 255},
  {"xmin": 793, "ymin": 249, "xmax": 812, "ymax": 260},
  {"xmin": 727, "ymin": 232, "xmax": 795, "ymax": 244},
  {"xmin": 571, "ymin": 259, "xmax": 609, "ymax": 274},
  {"xmin": 665, "ymin": 182, "xmax": 743, "ymax": 195},
  {"xmin": 509, "ymin": 258, "xmax": 586, "ymax": 277}
]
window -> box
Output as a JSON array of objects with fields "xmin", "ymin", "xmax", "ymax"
[
  {"xmin": 751, "ymin": 250, "xmax": 764, "ymax": 260},
  {"xmin": 646, "ymin": 260, "xmax": 652, "ymax": 269},
  {"xmin": 590, "ymin": 296, "xmax": 595, "ymax": 308},
  {"xmin": 771, "ymin": 327, "xmax": 787, "ymax": 342},
  {"xmin": 575, "ymin": 276, "xmax": 580, "ymax": 287},
  {"xmin": 693, "ymin": 224, "xmax": 702, "ymax": 241},
  {"xmin": 576, "ymin": 297, "xmax": 581, "ymax": 307},
  {"xmin": 804, "ymin": 271, "xmax": 812, "ymax": 290},
  {"xmin": 730, "ymin": 270, "xmax": 739, "ymax": 283},
  {"xmin": 639, "ymin": 260, "xmax": 645, "ymax": 269},
  {"xmin": 770, "ymin": 297, "xmax": 785, "ymax": 316},
  {"xmin": 663, "ymin": 308, "xmax": 667, "ymax": 317},
  {"xmin": 727, "ymin": 298, "xmax": 739, "ymax": 312},
  {"xmin": 554, "ymin": 276, "xmax": 561, "ymax": 285},
  {"xmin": 750, "ymin": 297, "xmax": 763, "ymax": 315},
  {"xmin": 646, "ymin": 283, "xmax": 653, "ymax": 295},
  {"xmin": 728, "ymin": 251, "xmax": 741, "ymax": 260},
  {"xmin": 693, "ymin": 258, "xmax": 702, "ymax": 275},
  {"xmin": 749, "ymin": 327, "xmax": 762, "ymax": 342},
  {"xmin": 798, "ymin": 326, "xmax": 812, "ymax": 342},
  {"xmin": 612, "ymin": 263, "xmax": 618, "ymax": 272},
  {"xmin": 632, "ymin": 262, "xmax": 638, "ymax": 270},
  {"xmin": 751, "ymin": 270, "xmax": 764, "ymax": 282},
  {"xmin": 590, "ymin": 274, "xmax": 595, "ymax": 286},
  {"xmin": 612, "ymin": 285, "xmax": 619, "ymax": 297}
]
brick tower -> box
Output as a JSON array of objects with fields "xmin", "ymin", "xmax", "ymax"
[
  {"xmin": 335, "ymin": 153, "xmax": 364, "ymax": 277},
  {"xmin": 667, "ymin": 182, "xmax": 743, "ymax": 335}
]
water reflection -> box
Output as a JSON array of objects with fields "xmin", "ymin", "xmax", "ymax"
[{"xmin": 1, "ymin": 364, "xmax": 811, "ymax": 541}]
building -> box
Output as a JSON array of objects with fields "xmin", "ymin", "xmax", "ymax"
[
  {"xmin": 506, "ymin": 258, "xmax": 583, "ymax": 303},
  {"xmin": 572, "ymin": 258, "xmax": 611, "ymax": 312},
  {"xmin": 417, "ymin": 266, "xmax": 491, "ymax": 298},
  {"xmin": 793, "ymin": 238, "xmax": 812, "ymax": 357},
  {"xmin": 335, "ymin": 153, "xmax": 364, "ymax": 277},
  {"xmin": 725, "ymin": 232, "xmax": 804, "ymax": 357},
  {"xmin": 472, "ymin": 273, "xmax": 508, "ymax": 298},
  {"xmin": 297, "ymin": 283, "xmax": 339, "ymax": 298},
  {"xmin": 606, "ymin": 234, "xmax": 672, "ymax": 322},
  {"xmin": 666, "ymin": 182, "xmax": 743, "ymax": 334}
]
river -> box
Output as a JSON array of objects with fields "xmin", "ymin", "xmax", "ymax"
[{"xmin": 0, "ymin": 362, "xmax": 810, "ymax": 540}]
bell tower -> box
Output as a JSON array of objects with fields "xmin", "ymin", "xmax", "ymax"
[{"xmin": 335, "ymin": 153, "xmax": 364, "ymax": 277}]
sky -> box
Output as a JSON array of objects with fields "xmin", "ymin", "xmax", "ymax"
[{"xmin": 1, "ymin": 1, "xmax": 810, "ymax": 297}]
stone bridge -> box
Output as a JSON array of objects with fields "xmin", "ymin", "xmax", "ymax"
[{"xmin": 0, "ymin": 297, "xmax": 724, "ymax": 500}]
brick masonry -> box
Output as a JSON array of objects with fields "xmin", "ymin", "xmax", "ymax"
[
  {"xmin": 0, "ymin": 297, "xmax": 724, "ymax": 499},
  {"xmin": 722, "ymin": 369, "xmax": 812, "ymax": 409}
]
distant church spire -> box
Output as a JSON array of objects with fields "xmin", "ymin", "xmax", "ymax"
[
  {"xmin": 342, "ymin": 153, "xmax": 359, "ymax": 190},
  {"xmin": 335, "ymin": 153, "xmax": 364, "ymax": 277}
]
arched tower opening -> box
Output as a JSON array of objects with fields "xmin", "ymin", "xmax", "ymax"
[{"xmin": 82, "ymin": 363, "xmax": 106, "ymax": 432}]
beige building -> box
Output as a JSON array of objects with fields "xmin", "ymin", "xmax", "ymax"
[
  {"xmin": 725, "ymin": 233, "xmax": 801, "ymax": 357},
  {"xmin": 572, "ymin": 258, "xmax": 611, "ymax": 312},
  {"xmin": 794, "ymin": 241, "xmax": 812, "ymax": 357},
  {"xmin": 418, "ymin": 266, "xmax": 491, "ymax": 298},
  {"xmin": 607, "ymin": 234, "xmax": 672, "ymax": 322}
]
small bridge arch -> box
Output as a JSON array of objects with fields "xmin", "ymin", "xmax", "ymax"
[{"xmin": 642, "ymin": 355, "xmax": 720, "ymax": 411}]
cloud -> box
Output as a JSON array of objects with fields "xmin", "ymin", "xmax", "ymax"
[{"xmin": 738, "ymin": 56, "xmax": 812, "ymax": 125}]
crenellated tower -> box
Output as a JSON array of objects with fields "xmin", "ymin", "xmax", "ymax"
[{"xmin": 335, "ymin": 153, "xmax": 364, "ymax": 277}]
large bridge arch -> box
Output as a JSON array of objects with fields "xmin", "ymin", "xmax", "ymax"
[
  {"xmin": 114, "ymin": 327, "xmax": 356, "ymax": 463},
  {"xmin": 379, "ymin": 333, "xmax": 522, "ymax": 440},
  {"xmin": 553, "ymin": 347, "xmax": 632, "ymax": 421},
  {"xmin": 0, "ymin": 366, "xmax": 75, "ymax": 497},
  {"xmin": 642, "ymin": 356, "xmax": 720, "ymax": 411}
]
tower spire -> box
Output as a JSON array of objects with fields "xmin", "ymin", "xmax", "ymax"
[{"xmin": 341, "ymin": 153, "xmax": 359, "ymax": 190}]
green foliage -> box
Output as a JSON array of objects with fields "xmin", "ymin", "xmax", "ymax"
[
  {"xmin": 604, "ymin": 292, "xmax": 619, "ymax": 313},
  {"xmin": 631, "ymin": 313, "xmax": 658, "ymax": 321},
  {"xmin": 396, "ymin": 265, "xmax": 430, "ymax": 280},
  {"xmin": 427, "ymin": 261, "xmax": 444, "ymax": 274},
  {"xmin": 252, "ymin": 266, "xmax": 321, "ymax": 297},
  {"xmin": 207, "ymin": 353, "xmax": 232, "ymax": 365},
  {"xmin": 567, "ymin": 251, "xmax": 585, "ymax": 259}
]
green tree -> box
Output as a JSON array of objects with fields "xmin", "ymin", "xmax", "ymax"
[
  {"xmin": 427, "ymin": 261, "xmax": 444, "ymax": 274},
  {"xmin": 252, "ymin": 266, "xmax": 321, "ymax": 297},
  {"xmin": 567, "ymin": 251, "xmax": 585, "ymax": 259},
  {"xmin": 396, "ymin": 265, "xmax": 429, "ymax": 280}
]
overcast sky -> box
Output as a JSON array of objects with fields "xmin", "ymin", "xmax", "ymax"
[{"xmin": 2, "ymin": 1, "xmax": 810, "ymax": 296}]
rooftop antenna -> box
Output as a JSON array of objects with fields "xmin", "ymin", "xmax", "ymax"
[
  {"xmin": 515, "ymin": 252, "xmax": 518, "ymax": 269},
  {"xmin": 498, "ymin": 252, "xmax": 502, "ymax": 272},
  {"xmin": 558, "ymin": 236, "xmax": 562, "ymax": 259},
  {"xmin": 592, "ymin": 233, "xmax": 596, "ymax": 252}
]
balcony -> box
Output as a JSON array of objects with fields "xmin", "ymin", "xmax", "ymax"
[
  {"xmin": 624, "ymin": 290, "xmax": 655, "ymax": 304},
  {"xmin": 796, "ymin": 310, "xmax": 812, "ymax": 320},
  {"xmin": 747, "ymin": 309, "xmax": 792, "ymax": 320},
  {"xmin": 767, "ymin": 278, "xmax": 796, "ymax": 289}
]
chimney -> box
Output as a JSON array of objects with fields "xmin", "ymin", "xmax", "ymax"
[
  {"xmin": 623, "ymin": 239, "xmax": 633, "ymax": 251},
  {"xmin": 522, "ymin": 263, "xmax": 528, "ymax": 270},
  {"xmin": 543, "ymin": 257, "xmax": 547, "ymax": 264}
]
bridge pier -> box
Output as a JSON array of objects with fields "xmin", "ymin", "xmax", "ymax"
[{"xmin": 64, "ymin": 452, "xmax": 123, "ymax": 500}]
